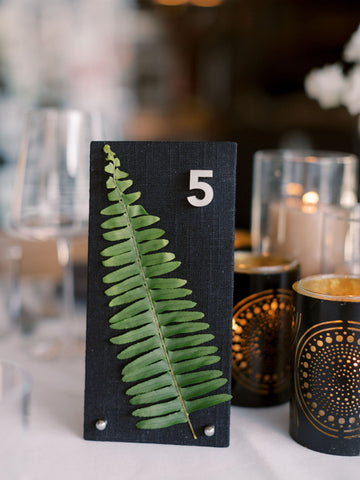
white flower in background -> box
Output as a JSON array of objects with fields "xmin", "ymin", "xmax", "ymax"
[
  {"xmin": 342, "ymin": 65, "xmax": 360, "ymax": 114},
  {"xmin": 304, "ymin": 63, "xmax": 345, "ymax": 109},
  {"xmin": 343, "ymin": 25, "xmax": 360, "ymax": 62},
  {"xmin": 304, "ymin": 23, "xmax": 360, "ymax": 115}
]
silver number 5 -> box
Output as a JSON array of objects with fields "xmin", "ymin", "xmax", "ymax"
[{"xmin": 187, "ymin": 170, "xmax": 214, "ymax": 207}]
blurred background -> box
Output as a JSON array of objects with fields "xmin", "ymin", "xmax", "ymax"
[{"xmin": 0, "ymin": 0, "xmax": 360, "ymax": 232}]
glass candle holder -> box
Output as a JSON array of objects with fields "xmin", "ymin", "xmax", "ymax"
[
  {"xmin": 291, "ymin": 274, "xmax": 360, "ymax": 455},
  {"xmin": 322, "ymin": 203, "xmax": 360, "ymax": 274},
  {"xmin": 251, "ymin": 150, "xmax": 358, "ymax": 277},
  {"xmin": 232, "ymin": 251, "xmax": 299, "ymax": 407}
]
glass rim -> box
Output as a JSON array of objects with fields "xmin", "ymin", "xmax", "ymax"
[
  {"xmin": 254, "ymin": 149, "xmax": 358, "ymax": 165},
  {"xmin": 234, "ymin": 250, "xmax": 299, "ymax": 274},
  {"xmin": 293, "ymin": 274, "xmax": 360, "ymax": 302}
]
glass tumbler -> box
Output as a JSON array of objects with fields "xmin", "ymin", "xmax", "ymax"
[{"xmin": 251, "ymin": 150, "xmax": 358, "ymax": 277}]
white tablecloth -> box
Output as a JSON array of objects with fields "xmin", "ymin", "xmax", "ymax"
[{"xmin": 1, "ymin": 331, "xmax": 359, "ymax": 480}]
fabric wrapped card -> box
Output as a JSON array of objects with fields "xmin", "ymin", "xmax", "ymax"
[{"xmin": 84, "ymin": 141, "xmax": 237, "ymax": 447}]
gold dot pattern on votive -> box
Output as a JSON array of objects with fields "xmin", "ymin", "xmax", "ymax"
[
  {"xmin": 296, "ymin": 324, "xmax": 360, "ymax": 438},
  {"xmin": 232, "ymin": 289, "xmax": 293, "ymax": 395}
]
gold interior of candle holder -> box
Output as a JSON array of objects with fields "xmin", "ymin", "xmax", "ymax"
[
  {"xmin": 234, "ymin": 251, "xmax": 298, "ymax": 274},
  {"xmin": 294, "ymin": 275, "xmax": 360, "ymax": 301}
]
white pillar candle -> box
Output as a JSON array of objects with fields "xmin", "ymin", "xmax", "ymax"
[{"xmin": 268, "ymin": 195, "xmax": 346, "ymax": 277}]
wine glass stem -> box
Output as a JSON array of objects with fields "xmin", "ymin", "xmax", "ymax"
[{"xmin": 56, "ymin": 237, "xmax": 75, "ymax": 331}]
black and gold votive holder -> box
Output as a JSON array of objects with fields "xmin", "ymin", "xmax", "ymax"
[
  {"xmin": 291, "ymin": 274, "xmax": 360, "ymax": 455},
  {"xmin": 231, "ymin": 251, "xmax": 299, "ymax": 407}
]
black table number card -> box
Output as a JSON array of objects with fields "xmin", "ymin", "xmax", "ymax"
[{"xmin": 84, "ymin": 141, "xmax": 237, "ymax": 447}]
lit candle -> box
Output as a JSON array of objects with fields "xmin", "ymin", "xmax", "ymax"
[{"xmin": 268, "ymin": 190, "xmax": 345, "ymax": 277}]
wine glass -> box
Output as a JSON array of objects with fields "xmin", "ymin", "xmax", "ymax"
[{"xmin": 10, "ymin": 108, "xmax": 99, "ymax": 358}]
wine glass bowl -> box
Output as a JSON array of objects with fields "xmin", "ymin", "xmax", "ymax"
[
  {"xmin": 10, "ymin": 108, "xmax": 97, "ymax": 358},
  {"xmin": 12, "ymin": 108, "xmax": 90, "ymax": 240}
]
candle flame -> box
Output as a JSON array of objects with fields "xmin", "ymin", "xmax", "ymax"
[
  {"xmin": 301, "ymin": 191, "xmax": 319, "ymax": 213},
  {"xmin": 302, "ymin": 191, "xmax": 319, "ymax": 205}
]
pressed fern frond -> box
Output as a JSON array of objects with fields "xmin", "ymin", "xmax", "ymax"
[{"xmin": 101, "ymin": 144, "xmax": 231, "ymax": 439}]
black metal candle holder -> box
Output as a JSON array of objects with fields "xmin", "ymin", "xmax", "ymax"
[
  {"xmin": 291, "ymin": 275, "xmax": 360, "ymax": 455},
  {"xmin": 231, "ymin": 251, "xmax": 299, "ymax": 407}
]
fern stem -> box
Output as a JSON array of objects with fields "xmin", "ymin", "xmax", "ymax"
[{"xmin": 109, "ymin": 155, "xmax": 197, "ymax": 440}]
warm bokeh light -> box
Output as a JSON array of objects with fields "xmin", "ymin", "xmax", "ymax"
[
  {"xmin": 191, "ymin": 0, "xmax": 223, "ymax": 6},
  {"xmin": 302, "ymin": 191, "xmax": 319, "ymax": 205},
  {"xmin": 286, "ymin": 182, "xmax": 303, "ymax": 197},
  {"xmin": 153, "ymin": 0, "xmax": 186, "ymax": 5}
]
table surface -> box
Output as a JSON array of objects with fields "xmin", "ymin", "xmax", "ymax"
[{"xmin": 1, "ymin": 326, "xmax": 359, "ymax": 480}]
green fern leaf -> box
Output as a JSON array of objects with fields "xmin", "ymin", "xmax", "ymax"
[{"xmin": 101, "ymin": 144, "xmax": 231, "ymax": 439}]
